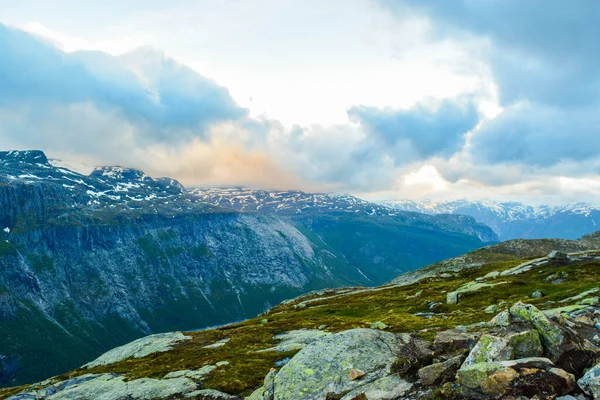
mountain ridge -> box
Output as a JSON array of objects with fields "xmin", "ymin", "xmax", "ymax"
[{"xmin": 382, "ymin": 199, "xmax": 600, "ymax": 241}]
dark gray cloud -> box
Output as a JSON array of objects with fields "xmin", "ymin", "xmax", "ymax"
[
  {"xmin": 471, "ymin": 103, "xmax": 600, "ymax": 168},
  {"xmin": 0, "ymin": 24, "xmax": 245, "ymax": 144},
  {"xmin": 348, "ymin": 100, "xmax": 479, "ymax": 161}
]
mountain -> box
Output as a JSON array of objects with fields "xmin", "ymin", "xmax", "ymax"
[
  {"xmin": 190, "ymin": 188, "xmax": 498, "ymax": 284},
  {"xmin": 381, "ymin": 199, "xmax": 600, "ymax": 241},
  {"xmin": 4, "ymin": 231, "xmax": 600, "ymax": 399},
  {"xmin": 0, "ymin": 151, "xmax": 494, "ymax": 387}
]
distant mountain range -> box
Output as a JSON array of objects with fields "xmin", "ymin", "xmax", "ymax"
[
  {"xmin": 0, "ymin": 152, "xmax": 494, "ymax": 387},
  {"xmin": 381, "ymin": 199, "xmax": 600, "ymax": 241}
]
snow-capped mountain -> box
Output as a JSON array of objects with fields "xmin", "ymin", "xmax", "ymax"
[
  {"xmin": 189, "ymin": 187, "xmax": 397, "ymax": 216},
  {"xmin": 381, "ymin": 199, "xmax": 600, "ymax": 241},
  {"xmin": 188, "ymin": 187, "xmax": 498, "ymax": 243}
]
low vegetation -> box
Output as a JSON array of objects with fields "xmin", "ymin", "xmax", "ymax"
[{"xmin": 4, "ymin": 248, "xmax": 599, "ymax": 399}]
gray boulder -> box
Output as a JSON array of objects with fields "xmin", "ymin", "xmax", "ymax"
[
  {"xmin": 257, "ymin": 329, "xmax": 331, "ymax": 353},
  {"xmin": 549, "ymin": 250, "xmax": 569, "ymax": 262},
  {"xmin": 462, "ymin": 330, "xmax": 542, "ymax": 367},
  {"xmin": 271, "ymin": 328, "xmax": 407, "ymax": 400},
  {"xmin": 7, "ymin": 373, "xmax": 198, "ymax": 400},
  {"xmin": 433, "ymin": 329, "xmax": 478, "ymax": 355},
  {"xmin": 84, "ymin": 332, "xmax": 191, "ymax": 368},
  {"xmin": 418, "ymin": 355, "xmax": 463, "ymax": 386},
  {"xmin": 509, "ymin": 302, "xmax": 598, "ymax": 375},
  {"xmin": 339, "ymin": 375, "xmax": 412, "ymax": 400},
  {"xmin": 578, "ymin": 361, "xmax": 600, "ymax": 398},
  {"xmin": 457, "ymin": 358, "xmax": 575, "ymax": 397}
]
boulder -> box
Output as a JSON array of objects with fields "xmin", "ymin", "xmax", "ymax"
[
  {"xmin": 184, "ymin": 389, "xmax": 239, "ymax": 399},
  {"xmin": 247, "ymin": 368, "xmax": 277, "ymax": 400},
  {"xmin": 163, "ymin": 366, "xmax": 216, "ymax": 380},
  {"xmin": 489, "ymin": 310, "xmax": 511, "ymax": 327},
  {"xmin": 462, "ymin": 330, "xmax": 543, "ymax": 368},
  {"xmin": 418, "ymin": 355, "xmax": 463, "ymax": 386},
  {"xmin": 457, "ymin": 358, "xmax": 575, "ymax": 397},
  {"xmin": 257, "ymin": 329, "xmax": 331, "ymax": 353},
  {"xmin": 577, "ymin": 361, "xmax": 600, "ymax": 398},
  {"xmin": 433, "ymin": 329, "xmax": 478, "ymax": 355},
  {"xmin": 84, "ymin": 332, "xmax": 191, "ymax": 368},
  {"xmin": 446, "ymin": 291, "xmax": 459, "ymax": 304},
  {"xmin": 509, "ymin": 302, "xmax": 565, "ymax": 358},
  {"xmin": 271, "ymin": 328, "xmax": 407, "ymax": 400},
  {"xmin": 548, "ymin": 251, "xmax": 569, "ymax": 262},
  {"xmin": 509, "ymin": 302, "xmax": 598, "ymax": 375},
  {"xmin": 339, "ymin": 375, "xmax": 412, "ymax": 400},
  {"xmin": 6, "ymin": 373, "xmax": 199, "ymax": 400}
]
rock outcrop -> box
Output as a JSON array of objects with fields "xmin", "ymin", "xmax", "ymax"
[
  {"xmin": 247, "ymin": 303, "xmax": 600, "ymax": 400},
  {"xmin": 249, "ymin": 328, "xmax": 412, "ymax": 400}
]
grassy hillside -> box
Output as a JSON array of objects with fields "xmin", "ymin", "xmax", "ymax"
[{"xmin": 3, "ymin": 240, "xmax": 600, "ymax": 399}]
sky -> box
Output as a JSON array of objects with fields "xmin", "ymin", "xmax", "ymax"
[{"xmin": 1, "ymin": 0, "xmax": 599, "ymax": 204}]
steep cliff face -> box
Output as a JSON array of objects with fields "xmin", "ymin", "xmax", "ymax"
[{"xmin": 0, "ymin": 151, "xmax": 493, "ymax": 387}]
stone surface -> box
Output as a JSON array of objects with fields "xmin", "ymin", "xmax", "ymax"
[
  {"xmin": 509, "ymin": 302, "xmax": 565, "ymax": 359},
  {"xmin": 548, "ymin": 250, "xmax": 569, "ymax": 261},
  {"xmin": 184, "ymin": 389, "xmax": 238, "ymax": 399},
  {"xmin": 418, "ymin": 355, "xmax": 463, "ymax": 386},
  {"xmin": 578, "ymin": 361, "xmax": 600, "ymax": 398},
  {"xmin": 433, "ymin": 329, "xmax": 478, "ymax": 355},
  {"xmin": 446, "ymin": 291, "xmax": 459, "ymax": 304},
  {"xmin": 84, "ymin": 332, "xmax": 191, "ymax": 368},
  {"xmin": 203, "ymin": 338, "xmax": 231, "ymax": 349},
  {"xmin": 489, "ymin": 310, "xmax": 511, "ymax": 327},
  {"xmin": 340, "ymin": 375, "xmax": 412, "ymax": 400},
  {"xmin": 271, "ymin": 328, "xmax": 406, "ymax": 400},
  {"xmin": 163, "ymin": 366, "xmax": 216, "ymax": 380},
  {"xmin": 7, "ymin": 373, "xmax": 198, "ymax": 400},
  {"xmin": 457, "ymin": 358, "xmax": 575, "ymax": 397},
  {"xmin": 257, "ymin": 329, "xmax": 331, "ymax": 353},
  {"xmin": 461, "ymin": 330, "xmax": 542, "ymax": 367}
]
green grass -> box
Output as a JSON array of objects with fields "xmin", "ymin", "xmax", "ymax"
[{"xmin": 6, "ymin": 256, "xmax": 598, "ymax": 398}]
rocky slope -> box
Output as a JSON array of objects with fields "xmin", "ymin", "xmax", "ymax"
[
  {"xmin": 190, "ymin": 188, "xmax": 498, "ymax": 283},
  {"xmin": 383, "ymin": 199, "xmax": 600, "ymax": 241},
  {"xmin": 0, "ymin": 151, "xmax": 494, "ymax": 388},
  {"xmin": 189, "ymin": 188, "xmax": 498, "ymax": 244},
  {"xmin": 4, "ymin": 233, "xmax": 600, "ymax": 399}
]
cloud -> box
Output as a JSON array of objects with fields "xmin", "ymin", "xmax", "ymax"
[
  {"xmin": 469, "ymin": 103, "xmax": 600, "ymax": 168},
  {"xmin": 348, "ymin": 99, "xmax": 479, "ymax": 162},
  {"xmin": 0, "ymin": 23, "xmax": 245, "ymax": 144},
  {"xmin": 383, "ymin": 0, "xmax": 600, "ymax": 106}
]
